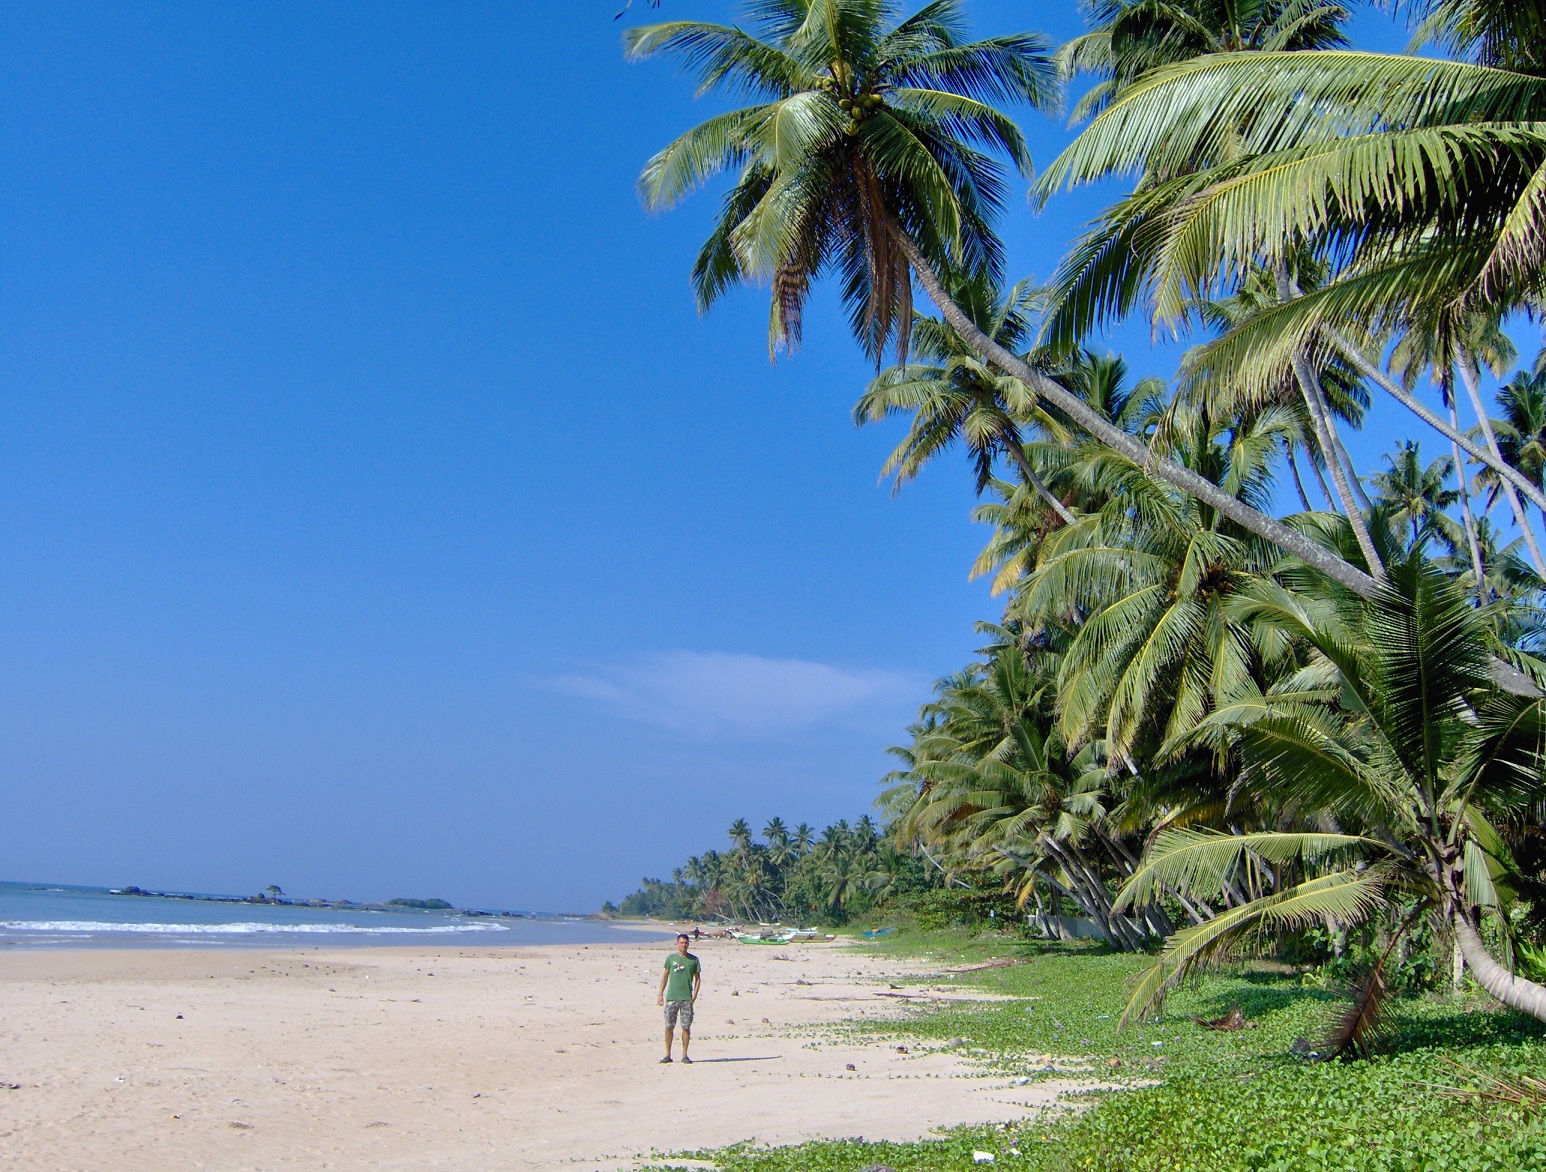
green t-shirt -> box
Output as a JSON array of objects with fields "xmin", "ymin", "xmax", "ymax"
[{"xmin": 663, "ymin": 952, "xmax": 700, "ymax": 1002}]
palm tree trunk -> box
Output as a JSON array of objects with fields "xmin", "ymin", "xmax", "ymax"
[
  {"xmin": 1327, "ymin": 330, "xmax": 1546, "ymax": 517},
  {"xmin": 1307, "ymin": 448, "xmax": 1337, "ymax": 510},
  {"xmin": 1448, "ymin": 394, "xmax": 1487, "ymax": 593},
  {"xmin": 1291, "ymin": 347, "xmax": 1386, "ymax": 578},
  {"xmin": 1284, "ymin": 439, "xmax": 1313, "ymax": 511},
  {"xmin": 1453, "ymin": 914, "xmax": 1546, "ymax": 1022},
  {"xmin": 1274, "ymin": 267, "xmax": 1384, "ymax": 579},
  {"xmin": 1039, "ymin": 837, "xmax": 1141, "ymax": 950},
  {"xmin": 1055, "ymin": 836, "xmax": 1146, "ymax": 951},
  {"xmin": 1006, "ymin": 443, "xmax": 1077, "ymax": 525},
  {"xmin": 892, "ymin": 231, "xmax": 1382, "ymax": 599},
  {"xmin": 1457, "ymin": 354, "xmax": 1546, "ymax": 580},
  {"xmin": 1337, "ymin": 431, "xmax": 1376, "ymax": 513}
]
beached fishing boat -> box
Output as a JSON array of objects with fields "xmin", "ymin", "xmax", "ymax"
[{"xmin": 731, "ymin": 926, "xmax": 825, "ymax": 944}]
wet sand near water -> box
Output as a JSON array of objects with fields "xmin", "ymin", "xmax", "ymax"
[{"xmin": 0, "ymin": 939, "xmax": 1082, "ymax": 1170}]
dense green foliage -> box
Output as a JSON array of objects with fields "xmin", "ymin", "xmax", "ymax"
[
  {"xmin": 631, "ymin": 0, "xmax": 1546, "ymax": 1028},
  {"xmin": 628, "ymin": 4, "xmax": 1546, "ymax": 1164}
]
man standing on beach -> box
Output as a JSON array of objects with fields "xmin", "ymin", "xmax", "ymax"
[{"xmin": 657, "ymin": 932, "xmax": 700, "ymax": 1064}]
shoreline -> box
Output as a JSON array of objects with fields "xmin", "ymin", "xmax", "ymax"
[{"xmin": 0, "ymin": 937, "xmax": 1078, "ymax": 1169}]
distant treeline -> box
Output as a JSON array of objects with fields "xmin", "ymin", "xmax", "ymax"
[{"xmin": 606, "ymin": 815, "xmax": 943, "ymax": 926}]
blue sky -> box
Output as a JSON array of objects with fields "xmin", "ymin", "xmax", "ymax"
[{"xmin": 0, "ymin": 3, "xmax": 1486, "ymax": 912}]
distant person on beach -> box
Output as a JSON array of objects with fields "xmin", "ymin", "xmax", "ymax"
[{"xmin": 657, "ymin": 933, "xmax": 700, "ymax": 1064}]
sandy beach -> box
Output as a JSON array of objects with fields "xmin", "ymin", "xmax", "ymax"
[{"xmin": 0, "ymin": 937, "xmax": 1078, "ymax": 1170}]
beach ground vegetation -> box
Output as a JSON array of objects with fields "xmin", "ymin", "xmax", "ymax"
[{"xmin": 643, "ymin": 930, "xmax": 1546, "ymax": 1171}]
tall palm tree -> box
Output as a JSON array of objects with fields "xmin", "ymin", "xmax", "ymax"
[
  {"xmin": 792, "ymin": 822, "xmax": 816, "ymax": 854},
  {"xmin": 626, "ymin": 0, "xmax": 1052, "ymax": 364},
  {"xmin": 762, "ymin": 816, "xmax": 796, "ymax": 869},
  {"xmin": 1369, "ymin": 442, "xmax": 1463, "ymax": 551},
  {"xmin": 1487, "ymin": 368, "xmax": 1546, "ymax": 510},
  {"xmin": 1032, "ymin": 9, "xmax": 1546, "ymax": 536},
  {"xmin": 728, "ymin": 818, "xmax": 755, "ymax": 853},
  {"xmin": 1386, "ymin": 323, "xmax": 1498, "ymax": 588},
  {"xmin": 1052, "ymin": 3, "xmax": 1388, "ymax": 575},
  {"xmin": 627, "ymin": 0, "xmax": 1385, "ymax": 598},
  {"xmin": 1115, "ymin": 556, "xmax": 1546, "ymax": 1025},
  {"xmin": 1188, "ymin": 263, "xmax": 1371, "ymax": 519}
]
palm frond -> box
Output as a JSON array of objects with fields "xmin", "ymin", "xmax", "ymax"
[
  {"xmin": 1120, "ymin": 866, "xmax": 1389, "ymax": 1025},
  {"xmin": 1115, "ymin": 828, "xmax": 1381, "ymax": 911}
]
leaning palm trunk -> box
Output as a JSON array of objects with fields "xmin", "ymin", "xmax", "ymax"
[
  {"xmin": 1336, "ymin": 430, "xmax": 1375, "ymax": 513},
  {"xmin": 1275, "ymin": 267, "xmax": 1384, "ymax": 577},
  {"xmin": 1448, "ymin": 396, "xmax": 1488, "ymax": 592},
  {"xmin": 1306, "ymin": 447, "xmax": 1337, "ymax": 510},
  {"xmin": 1328, "ymin": 331, "xmax": 1546, "ymax": 518},
  {"xmin": 1005, "ymin": 443, "xmax": 1077, "ymax": 525},
  {"xmin": 1283, "ymin": 438, "xmax": 1313, "ymax": 511},
  {"xmin": 1293, "ymin": 348, "xmax": 1385, "ymax": 577},
  {"xmin": 1055, "ymin": 835, "xmax": 1147, "ymax": 951},
  {"xmin": 891, "ymin": 230, "xmax": 1383, "ymax": 598},
  {"xmin": 1005, "ymin": 841, "xmax": 1146, "ymax": 951},
  {"xmin": 1457, "ymin": 354, "xmax": 1546, "ymax": 579},
  {"xmin": 1453, "ymin": 915, "xmax": 1546, "ymax": 1021}
]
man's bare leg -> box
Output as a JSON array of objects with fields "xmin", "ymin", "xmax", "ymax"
[
  {"xmin": 679, "ymin": 1027, "xmax": 690, "ymax": 1062},
  {"xmin": 662, "ymin": 1026, "xmax": 674, "ymax": 1061}
]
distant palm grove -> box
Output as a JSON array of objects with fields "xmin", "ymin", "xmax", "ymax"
[
  {"xmin": 618, "ymin": 0, "xmax": 1546, "ymax": 1032},
  {"xmin": 609, "ymin": 815, "xmax": 942, "ymax": 924}
]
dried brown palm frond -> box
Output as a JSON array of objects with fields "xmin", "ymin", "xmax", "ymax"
[
  {"xmin": 1430, "ymin": 1058, "xmax": 1546, "ymax": 1108},
  {"xmin": 1323, "ymin": 963, "xmax": 1391, "ymax": 1060}
]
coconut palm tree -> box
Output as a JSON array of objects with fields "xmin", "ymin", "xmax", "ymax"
[
  {"xmin": 1015, "ymin": 397, "xmax": 1304, "ymax": 765},
  {"xmin": 1407, "ymin": 0, "xmax": 1546, "ymax": 75},
  {"xmin": 763, "ymin": 816, "xmax": 797, "ymax": 869},
  {"xmin": 881, "ymin": 641, "xmax": 1173, "ymax": 949},
  {"xmin": 1369, "ymin": 442, "xmax": 1463, "ymax": 551},
  {"xmin": 1033, "ymin": 7, "xmax": 1546, "ymax": 539},
  {"xmin": 627, "ymin": 0, "xmax": 1385, "ymax": 599},
  {"xmin": 1486, "ymin": 368, "xmax": 1546, "ymax": 510},
  {"xmin": 1055, "ymin": 0, "xmax": 1349, "ymax": 123},
  {"xmin": 1186, "ymin": 263, "xmax": 1371, "ymax": 519},
  {"xmin": 1051, "ymin": 4, "xmax": 1388, "ymax": 574},
  {"xmin": 854, "ymin": 275, "xmax": 1074, "ymax": 522},
  {"xmin": 961, "ymin": 352, "xmax": 1169, "ymax": 598},
  {"xmin": 792, "ymin": 822, "xmax": 816, "ymax": 855},
  {"xmin": 727, "ymin": 818, "xmax": 755, "ymax": 853},
  {"xmin": 626, "ymin": 0, "xmax": 1053, "ymax": 364},
  {"xmin": 1114, "ymin": 555, "xmax": 1546, "ymax": 1025}
]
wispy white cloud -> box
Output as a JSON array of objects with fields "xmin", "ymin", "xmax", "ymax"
[{"xmin": 547, "ymin": 651, "xmax": 918, "ymax": 739}]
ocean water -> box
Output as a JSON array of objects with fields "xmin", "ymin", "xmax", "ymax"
[{"xmin": 0, "ymin": 882, "xmax": 671, "ymax": 950}]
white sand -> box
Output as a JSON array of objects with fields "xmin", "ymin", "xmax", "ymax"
[{"xmin": 0, "ymin": 939, "xmax": 1079, "ymax": 1169}]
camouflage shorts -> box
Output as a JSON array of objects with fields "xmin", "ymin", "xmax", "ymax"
[{"xmin": 663, "ymin": 999, "xmax": 694, "ymax": 1029}]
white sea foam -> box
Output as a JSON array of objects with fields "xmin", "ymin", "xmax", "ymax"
[{"xmin": 0, "ymin": 920, "xmax": 510, "ymax": 935}]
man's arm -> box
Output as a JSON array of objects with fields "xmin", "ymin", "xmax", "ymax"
[
  {"xmin": 657, "ymin": 967, "xmax": 668, "ymax": 1006},
  {"xmin": 691, "ymin": 966, "xmax": 701, "ymax": 1003}
]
